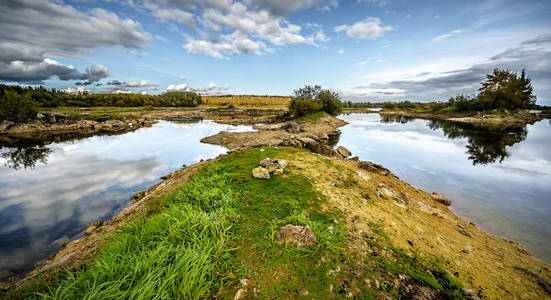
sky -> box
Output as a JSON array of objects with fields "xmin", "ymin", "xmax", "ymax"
[{"xmin": 1, "ymin": 0, "xmax": 550, "ymax": 104}]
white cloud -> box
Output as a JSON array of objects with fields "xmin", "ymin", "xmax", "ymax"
[
  {"xmin": 154, "ymin": 8, "xmax": 194, "ymax": 26},
  {"xmin": 433, "ymin": 29, "xmax": 463, "ymax": 42},
  {"xmin": 154, "ymin": 35, "xmax": 170, "ymax": 42},
  {"xmin": 0, "ymin": 0, "xmax": 150, "ymax": 83},
  {"xmin": 335, "ymin": 17, "xmax": 393, "ymax": 39},
  {"xmin": 166, "ymin": 82, "xmax": 231, "ymax": 95},
  {"xmin": 337, "ymin": 48, "xmax": 344, "ymax": 54}
]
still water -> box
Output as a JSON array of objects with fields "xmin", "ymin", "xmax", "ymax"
[
  {"xmin": 337, "ymin": 113, "xmax": 551, "ymax": 264},
  {"xmin": 0, "ymin": 120, "xmax": 252, "ymax": 280}
]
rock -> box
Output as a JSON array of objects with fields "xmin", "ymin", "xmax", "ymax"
[
  {"xmin": 131, "ymin": 191, "xmax": 145, "ymax": 200},
  {"xmin": 457, "ymin": 228, "xmax": 472, "ymax": 237},
  {"xmin": 96, "ymin": 114, "xmax": 112, "ymax": 122},
  {"xmin": 252, "ymin": 166, "xmax": 270, "ymax": 179},
  {"xmin": 234, "ymin": 288, "xmax": 247, "ymax": 300},
  {"xmin": 259, "ymin": 157, "xmax": 272, "ymax": 167},
  {"xmin": 273, "ymin": 168, "xmax": 284, "ymax": 176},
  {"xmin": 259, "ymin": 158, "xmax": 288, "ymax": 173},
  {"xmin": 0, "ymin": 282, "xmax": 10, "ymax": 292},
  {"xmin": 336, "ymin": 146, "xmax": 352, "ymax": 158},
  {"xmin": 275, "ymin": 224, "xmax": 316, "ymax": 248},
  {"xmin": 299, "ymin": 288, "xmax": 310, "ymax": 296},
  {"xmin": 282, "ymin": 121, "xmax": 301, "ymax": 133},
  {"xmin": 85, "ymin": 220, "xmax": 102, "ymax": 235},
  {"xmin": 431, "ymin": 192, "xmax": 451, "ymax": 206},
  {"xmin": 461, "ymin": 288, "xmax": 481, "ymax": 300},
  {"xmin": 240, "ymin": 278, "xmax": 249, "ymax": 288},
  {"xmin": 357, "ymin": 160, "xmax": 393, "ymax": 177},
  {"xmin": 347, "ymin": 156, "xmax": 359, "ymax": 161}
]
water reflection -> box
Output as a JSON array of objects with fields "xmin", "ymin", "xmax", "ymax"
[
  {"xmin": 379, "ymin": 114, "xmax": 528, "ymax": 165},
  {"xmin": 336, "ymin": 113, "xmax": 551, "ymax": 263},
  {"xmin": 0, "ymin": 120, "xmax": 253, "ymax": 280},
  {"xmin": 1, "ymin": 145, "xmax": 52, "ymax": 170}
]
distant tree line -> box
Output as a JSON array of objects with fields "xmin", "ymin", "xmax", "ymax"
[
  {"xmin": 0, "ymin": 85, "xmax": 202, "ymax": 122},
  {"xmin": 372, "ymin": 69, "xmax": 537, "ymax": 112}
]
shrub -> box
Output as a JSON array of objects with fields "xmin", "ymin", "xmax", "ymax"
[
  {"xmin": 289, "ymin": 85, "xmax": 343, "ymax": 116},
  {"xmin": 158, "ymin": 91, "xmax": 202, "ymax": 107},
  {"xmin": 318, "ymin": 90, "xmax": 342, "ymax": 115},
  {"xmin": 289, "ymin": 97, "xmax": 323, "ymax": 116},
  {"xmin": 0, "ymin": 90, "xmax": 38, "ymax": 122}
]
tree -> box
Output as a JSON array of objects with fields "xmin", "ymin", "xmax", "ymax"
[
  {"xmin": 477, "ymin": 69, "xmax": 536, "ymax": 110},
  {"xmin": 289, "ymin": 85, "xmax": 343, "ymax": 116},
  {"xmin": 0, "ymin": 90, "xmax": 38, "ymax": 122}
]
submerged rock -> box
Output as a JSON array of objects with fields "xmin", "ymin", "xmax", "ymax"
[
  {"xmin": 275, "ymin": 224, "xmax": 316, "ymax": 248},
  {"xmin": 252, "ymin": 166, "xmax": 270, "ymax": 179},
  {"xmin": 431, "ymin": 192, "xmax": 451, "ymax": 206}
]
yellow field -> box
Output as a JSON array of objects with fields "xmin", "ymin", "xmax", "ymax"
[{"xmin": 201, "ymin": 95, "xmax": 291, "ymax": 109}]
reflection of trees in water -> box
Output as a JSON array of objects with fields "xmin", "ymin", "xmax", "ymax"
[
  {"xmin": 426, "ymin": 120, "xmax": 527, "ymax": 165},
  {"xmin": 380, "ymin": 115, "xmax": 415, "ymax": 124},
  {"xmin": 378, "ymin": 115, "xmax": 529, "ymax": 165},
  {"xmin": 1, "ymin": 145, "xmax": 52, "ymax": 170}
]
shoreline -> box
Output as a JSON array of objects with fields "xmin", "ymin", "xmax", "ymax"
[{"xmin": 2, "ymin": 110, "xmax": 551, "ymax": 298}]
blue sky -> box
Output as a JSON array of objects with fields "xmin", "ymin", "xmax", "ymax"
[{"xmin": 1, "ymin": 0, "xmax": 550, "ymax": 104}]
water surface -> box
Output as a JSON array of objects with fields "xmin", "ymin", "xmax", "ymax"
[
  {"xmin": 0, "ymin": 120, "xmax": 252, "ymax": 280},
  {"xmin": 337, "ymin": 113, "xmax": 551, "ymax": 263}
]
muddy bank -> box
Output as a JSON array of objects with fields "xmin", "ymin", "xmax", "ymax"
[
  {"xmin": 0, "ymin": 108, "xmax": 283, "ymax": 147},
  {"xmin": 378, "ymin": 109, "xmax": 545, "ymax": 127},
  {"xmin": 201, "ymin": 113, "xmax": 347, "ymax": 154}
]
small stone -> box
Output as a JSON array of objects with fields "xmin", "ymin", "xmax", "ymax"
[
  {"xmin": 234, "ymin": 288, "xmax": 247, "ymax": 300},
  {"xmin": 240, "ymin": 278, "xmax": 249, "ymax": 288},
  {"xmin": 259, "ymin": 157, "xmax": 272, "ymax": 167},
  {"xmin": 273, "ymin": 168, "xmax": 284, "ymax": 176},
  {"xmin": 260, "ymin": 148, "xmax": 264, "ymax": 152},
  {"xmin": 252, "ymin": 167, "xmax": 270, "ymax": 179},
  {"xmin": 461, "ymin": 288, "xmax": 481, "ymax": 300},
  {"xmin": 299, "ymin": 288, "xmax": 310, "ymax": 296},
  {"xmin": 327, "ymin": 225, "xmax": 335, "ymax": 234},
  {"xmin": 431, "ymin": 192, "xmax": 451, "ymax": 206},
  {"xmin": 458, "ymin": 228, "xmax": 472, "ymax": 237},
  {"xmin": 407, "ymin": 240, "xmax": 414, "ymax": 246},
  {"xmin": 275, "ymin": 224, "xmax": 316, "ymax": 248}
]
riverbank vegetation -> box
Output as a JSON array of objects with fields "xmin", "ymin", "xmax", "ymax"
[
  {"xmin": 7, "ymin": 147, "xmax": 479, "ymax": 299},
  {"xmin": 289, "ymin": 85, "xmax": 343, "ymax": 116}
]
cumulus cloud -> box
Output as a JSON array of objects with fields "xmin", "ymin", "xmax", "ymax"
[
  {"xmin": 154, "ymin": 8, "xmax": 194, "ymax": 26},
  {"xmin": 0, "ymin": 59, "xmax": 111, "ymax": 85},
  {"xmin": 181, "ymin": 2, "xmax": 330, "ymax": 58},
  {"xmin": 337, "ymin": 48, "xmax": 344, "ymax": 54},
  {"xmin": 245, "ymin": 0, "xmax": 338, "ymax": 16},
  {"xmin": 334, "ymin": 17, "xmax": 393, "ymax": 39},
  {"xmin": 165, "ymin": 82, "xmax": 231, "ymax": 95},
  {"xmin": 0, "ymin": 0, "xmax": 150, "ymax": 84},
  {"xmin": 345, "ymin": 36, "xmax": 551, "ymax": 102}
]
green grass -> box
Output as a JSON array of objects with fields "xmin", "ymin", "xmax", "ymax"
[
  {"xmin": 296, "ymin": 111, "xmax": 327, "ymax": 123},
  {"xmin": 8, "ymin": 147, "xmax": 467, "ymax": 299}
]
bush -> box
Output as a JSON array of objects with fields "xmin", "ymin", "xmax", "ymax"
[
  {"xmin": 318, "ymin": 90, "xmax": 342, "ymax": 115},
  {"xmin": 289, "ymin": 98, "xmax": 323, "ymax": 116},
  {"xmin": 159, "ymin": 91, "xmax": 202, "ymax": 107},
  {"xmin": 0, "ymin": 90, "xmax": 38, "ymax": 122},
  {"xmin": 289, "ymin": 85, "xmax": 342, "ymax": 117}
]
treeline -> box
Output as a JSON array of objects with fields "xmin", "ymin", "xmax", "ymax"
[
  {"xmin": 379, "ymin": 69, "xmax": 538, "ymax": 112},
  {"xmin": 0, "ymin": 85, "xmax": 202, "ymax": 122},
  {"xmin": 0, "ymin": 85, "xmax": 202, "ymax": 107}
]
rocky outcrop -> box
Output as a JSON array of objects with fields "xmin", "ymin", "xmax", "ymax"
[
  {"xmin": 431, "ymin": 192, "xmax": 451, "ymax": 206},
  {"xmin": 275, "ymin": 225, "xmax": 316, "ymax": 248}
]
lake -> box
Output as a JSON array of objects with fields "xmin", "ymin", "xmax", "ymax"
[
  {"xmin": 0, "ymin": 120, "xmax": 252, "ymax": 280},
  {"xmin": 1, "ymin": 113, "xmax": 550, "ymax": 281},
  {"xmin": 336, "ymin": 113, "xmax": 551, "ymax": 264}
]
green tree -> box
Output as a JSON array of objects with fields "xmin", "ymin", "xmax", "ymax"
[
  {"xmin": 289, "ymin": 85, "xmax": 343, "ymax": 116},
  {"xmin": 477, "ymin": 69, "xmax": 536, "ymax": 110},
  {"xmin": 0, "ymin": 90, "xmax": 38, "ymax": 122}
]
